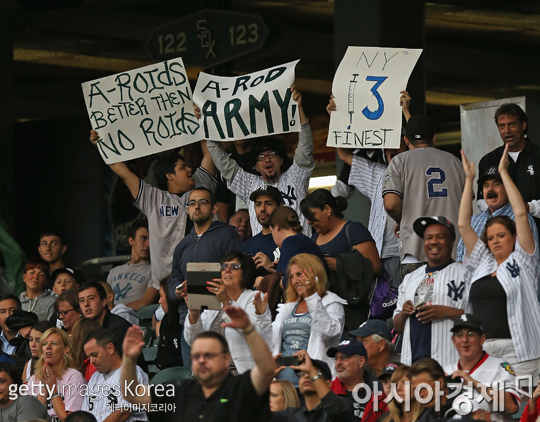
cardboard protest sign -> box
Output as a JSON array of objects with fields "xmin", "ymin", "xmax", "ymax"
[
  {"xmin": 327, "ymin": 47, "xmax": 422, "ymax": 149},
  {"xmin": 82, "ymin": 58, "xmax": 201, "ymax": 164},
  {"xmin": 193, "ymin": 60, "xmax": 300, "ymax": 141}
]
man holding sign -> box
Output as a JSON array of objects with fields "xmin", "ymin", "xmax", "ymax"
[{"xmin": 202, "ymin": 86, "xmax": 314, "ymax": 236}]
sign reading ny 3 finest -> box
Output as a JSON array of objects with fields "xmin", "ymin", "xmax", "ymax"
[
  {"xmin": 327, "ymin": 47, "xmax": 422, "ymax": 149},
  {"xmin": 82, "ymin": 58, "xmax": 201, "ymax": 164}
]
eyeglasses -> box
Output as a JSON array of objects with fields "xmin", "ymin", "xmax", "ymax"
[
  {"xmin": 190, "ymin": 352, "xmax": 226, "ymax": 361},
  {"xmin": 256, "ymin": 151, "xmax": 278, "ymax": 161},
  {"xmin": 335, "ymin": 354, "xmax": 359, "ymax": 362},
  {"xmin": 453, "ymin": 331, "xmax": 478, "ymax": 338},
  {"xmin": 221, "ymin": 263, "xmax": 242, "ymax": 271},
  {"xmin": 297, "ymin": 372, "xmax": 310, "ymax": 379},
  {"xmin": 58, "ymin": 308, "xmax": 75, "ymax": 318},
  {"xmin": 186, "ymin": 199, "xmax": 212, "ymax": 208}
]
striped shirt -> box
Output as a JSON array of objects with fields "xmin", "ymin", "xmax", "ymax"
[
  {"xmin": 394, "ymin": 262, "xmax": 471, "ymax": 366},
  {"xmin": 348, "ymin": 155, "xmax": 396, "ymax": 255},
  {"xmin": 456, "ymin": 203, "xmax": 539, "ymax": 262},
  {"xmin": 467, "ymin": 239, "xmax": 540, "ymax": 362}
]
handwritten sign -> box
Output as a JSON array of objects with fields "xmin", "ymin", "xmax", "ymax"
[
  {"xmin": 193, "ymin": 60, "xmax": 300, "ymax": 141},
  {"xmin": 327, "ymin": 47, "xmax": 422, "ymax": 149},
  {"xmin": 82, "ymin": 58, "xmax": 201, "ymax": 164}
]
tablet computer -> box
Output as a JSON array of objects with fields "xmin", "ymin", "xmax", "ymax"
[{"xmin": 186, "ymin": 262, "xmax": 222, "ymax": 311}]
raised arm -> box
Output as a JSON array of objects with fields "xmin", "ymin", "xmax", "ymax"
[
  {"xmin": 90, "ymin": 130, "xmax": 140, "ymax": 199},
  {"xmin": 200, "ymin": 140, "xmax": 217, "ymax": 177},
  {"xmin": 120, "ymin": 326, "xmax": 152, "ymax": 406},
  {"xmin": 457, "ymin": 150, "xmax": 479, "ymax": 255},
  {"xmin": 292, "ymin": 86, "xmax": 314, "ymax": 170},
  {"xmin": 222, "ymin": 305, "xmax": 276, "ymax": 396},
  {"xmin": 499, "ymin": 144, "xmax": 535, "ymax": 254},
  {"xmin": 337, "ymin": 148, "xmax": 353, "ymax": 166}
]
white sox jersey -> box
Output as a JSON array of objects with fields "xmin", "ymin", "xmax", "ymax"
[
  {"xmin": 82, "ymin": 366, "xmax": 149, "ymax": 422},
  {"xmin": 207, "ymin": 122, "xmax": 314, "ymax": 236},
  {"xmin": 134, "ymin": 167, "xmax": 217, "ymax": 286},
  {"xmin": 382, "ymin": 147, "xmax": 465, "ymax": 262},
  {"xmin": 394, "ymin": 262, "xmax": 471, "ymax": 366},
  {"xmin": 467, "ymin": 239, "xmax": 540, "ymax": 362},
  {"xmin": 444, "ymin": 353, "xmax": 521, "ymax": 422}
]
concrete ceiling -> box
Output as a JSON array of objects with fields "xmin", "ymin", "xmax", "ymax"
[{"xmin": 5, "ymin": 0, "xmax": 540, "ymax": 147}]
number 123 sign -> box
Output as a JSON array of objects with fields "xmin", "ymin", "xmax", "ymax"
[{"xmin": 327, "ymin": 47, "xmax": 422, "ymax": 149}]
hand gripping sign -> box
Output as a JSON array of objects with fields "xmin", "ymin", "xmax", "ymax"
[
  {"xmin": 193, "ymin": 60, "xmax": 300, "ymax": 141},
  {"xmin": 82, "ymin": 58, "xmax": 201, "ymax": 164},
  {"xmin": 327, "ymin": 47, "xmax": 422, "ymax": 149}
]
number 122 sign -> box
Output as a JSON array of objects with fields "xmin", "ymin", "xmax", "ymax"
[{"xmin": 327, "ymin": 47, "xmax": 422, "ymax": 150}]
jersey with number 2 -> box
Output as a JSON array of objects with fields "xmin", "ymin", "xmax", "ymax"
[{"xmin": 382, "ymin": 147, "xmax": 465, "ymax": 262}]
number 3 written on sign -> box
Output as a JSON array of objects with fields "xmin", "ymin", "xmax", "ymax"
[{"xmin": 362, "ymin": 76, "xmax": 388, "ymax": 121}]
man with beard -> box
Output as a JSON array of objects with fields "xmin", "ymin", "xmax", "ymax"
[
  {"xmin": 456, "ymin": 166, "xmax": 539, "ymax": 262},
  {"xmin": 168, "ymin": 187, "xmax": 243, "ymax": 364},
  {"xmin": 204, "ymin": 87, "xmax": 314, "ymax": 235},
  {"xmin": 120, "ymin": 306, "xmax": 276, "ymax": 422},
  {"xmin": 243, "ymin": 186, "xmax": 283, "ymax": 278}
]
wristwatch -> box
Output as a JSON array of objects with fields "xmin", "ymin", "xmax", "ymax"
[{"xmin": 310, "ymin": 371, "xmax": 324, "ymax": 383}]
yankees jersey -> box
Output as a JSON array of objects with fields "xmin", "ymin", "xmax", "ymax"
[
  {"xmin": 467, "ymin": 239, "xmax": 540, "ymax": 362},
  {"xmin": 208, "ymin": 122, "xmax": 314, "ymax": 236},
  {"xmin": 82, "ymin": 366, "xmax": 149, "ymax": 422},
  {"xmin": 444, "ymin": 353, "xmax": 521, "ymax": 421},
  {"xmin": 394, "ymin": 262, "xmax": 471, "ymax": 366},
  {"xmin": 107, "ymin": 261, "xmax": 154, "ymax": 306},
  {"xmin": 456, "ymin": 203, "xmax": 540, "ymax": 262},
  {"xmin": 133, "ymin": 167, "xmax": 217, "ymax": 286},
  {"xmin": 382, "ymin": 148, "xmax": 465, "ymax": 262},
  {"xmin": 349, "ymin": 154, "xmax": 393, "ymax": 255}
]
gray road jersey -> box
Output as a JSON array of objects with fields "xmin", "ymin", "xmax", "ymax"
[
  {"xmin": 382, "ymin": 147, "xmax": 465, "ymax": 262},
  {"xmin": 134, "ymin": 167, "xmax": 217, "ymax": 285}
]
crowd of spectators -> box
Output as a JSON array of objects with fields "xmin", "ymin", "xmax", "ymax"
[{"xmin": 0, "ymin": 88, "xmax": 539, "ymax": 422}]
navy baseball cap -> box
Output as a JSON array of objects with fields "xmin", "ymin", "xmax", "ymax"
[
  {"xmin": 378, "ymin": 362, "xmax": 400, "ymax": 380},
  {"xmin": 406, "ymin": 115, "xmax": 435, "ymax": 141},
  {"xmin": 249, "ymin": 185, "xmax": 283, "ymax": 205},
  {"xmin": 348, "ymin": 320, "xmax": 393, "ymax": 341},
  {"xmin": 413, "ymin": 216, "xmax": 456, "ymax": 241},
  {"xmin": 327, "ymin": 339, "xmax": 368, "ymax": 359}
]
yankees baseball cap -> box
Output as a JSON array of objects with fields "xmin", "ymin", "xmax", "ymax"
[
  {"xmin": 249, "ymin": 185, "xmax": 283, "ymax": 204},
  {"xmin": 406, "ymin": 115, "xmax": 435, "ymax": 141},
  {"xmin": 327, "ymin": 339, "xmax": 368, "ymax": 359},
  {"xmin": 477, "ymin": 166, "xmax": 503, "ymax": 186},
  {"xmin": 252, "ymin": 139, "xmax": 288, "ymax": 161},
  {"xmin": 378, "ymin": 362, "xmax": 401, "ymax": 380},
  {"xmin": 451, "ymin": 313, "xmax": 484, "ymax": 334},
  {"xmin": 413, "ymin": 216, "xmax": 456, "ymax": 241},
  {"xmin": 348, "ymin": 319, "xmax": 393, "ymax": 341}
]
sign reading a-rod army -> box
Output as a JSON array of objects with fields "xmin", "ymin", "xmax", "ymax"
[
  {"xmin": 82, "ymin": 58, "xmax": 201, "ymax": 164},
  {"xmin": 327, "ymin": 47, "xmax": 422, "ymax": 149},
  {"xmin": 193, "ymin": 60, "xmax": 300, "ymax": 141}
]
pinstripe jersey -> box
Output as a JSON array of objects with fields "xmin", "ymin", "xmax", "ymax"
[
  {"xmin": 456, "ymin": 203, "xmax": 540, "ymax": 262},
  {"xmin": 229, "ymin": 160, "xmax": 313, "ymax": 235},
  {"xmin": 349, "ymin": 154, "xmax": 394, "ymax": 254},
  {"xmin": 134, "ymin": 167, "xmax": 217, "ymax": 286},
  {"xmin": 394, "ymin": 262, "xmax": 471, "ymax": 366},
  {"xmin": 82, "ymin": 366, "xmax": 149, "ymax": 422},
  {"xmin": 466, "ymin": 239, "xmax": 540, "ymax": 362},
  {"xmin": 382, "ymin": 148, "xmax": 465, "ymax": 262}
]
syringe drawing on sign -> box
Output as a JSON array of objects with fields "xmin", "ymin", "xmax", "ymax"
[{"xmin": 347, "ymin": 73, "xmax": 359, "ymax": 130}]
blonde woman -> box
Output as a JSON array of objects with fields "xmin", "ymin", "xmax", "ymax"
[
  {"xmin": 269, "ymin": 379, "xmax": 301, "ymax": 411},
  {"xmin": 382, "ymin": 365, "xmax": 425, "ymax": 422},
  {"xmin": 269, "ymin": 253, "xmax": 346, "ymax": 386},
  {"xmin": 27, "ymin": 327, "xmax": 87, "ymax": 421}
]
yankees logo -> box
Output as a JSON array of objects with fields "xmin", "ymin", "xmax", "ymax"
[
  {"xmin": 280, "ymin": 186, "xmax": 297, "ymax": 205},
  {"xmin": 506, "ymin": 259, "xmax": 520, "ymax": 278},
  {"xmin": 447, "ymin": 280, "xmax": 465, "ymax": 301}
]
